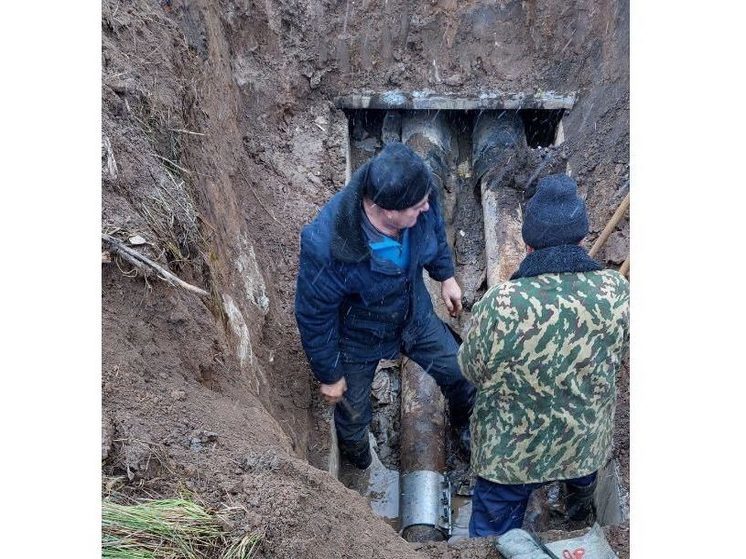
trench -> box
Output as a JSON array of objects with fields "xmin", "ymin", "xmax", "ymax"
[
  {"xmin": 101, "ymin": 1, "xmax": 630, "ymax": 556},
  {"xmin": 312, "ymin": 94, "xmax": 627, "ymax": 542}
]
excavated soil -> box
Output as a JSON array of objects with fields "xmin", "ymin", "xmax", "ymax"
[{"xmin": 102, "ymin": 1, "xmax": 629, "ymax": 557}]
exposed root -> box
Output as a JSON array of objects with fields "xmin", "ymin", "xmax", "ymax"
[{"xmin": 103, "ymin": 233, "xmax": 209, "ymax": 298}]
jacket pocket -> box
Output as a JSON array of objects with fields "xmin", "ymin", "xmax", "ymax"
[{"xmin": 341, "ymin": 300, "xmax": 405, "ymax": 342}]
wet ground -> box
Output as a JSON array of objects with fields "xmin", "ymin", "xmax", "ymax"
[{"xmin": 339, "ymin": 439, "xmax": 400, "ymax": 530}]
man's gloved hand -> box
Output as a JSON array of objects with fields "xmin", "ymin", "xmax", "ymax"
[
  {"xmin": 320, "ymin": 377, "xmax": 347, "ymax": 404},
  {"xmin": 441, "ymin": 277, "xmax": 463, "ymax": 317}
]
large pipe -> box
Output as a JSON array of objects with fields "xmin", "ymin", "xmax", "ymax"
[
  {"xmin": 402, "ymin": 109, "xmax": 456, "ymax": 322},
  {"xmin": 381, "ymin": 110, "xmax": 402, "ymax": 145},
  {"xmin": 473, "ymin": 111, "xmax": 528, "ymax": 286},
  {"xmin": 398, "ymin": 112, "xmax": 453, "ymax": 542},
  {"xmin": 399, "ymin": 358, "xmax": 450, "ymax": 541},
  {"xmin": 402, "ymin": 110, "xmax": 454, "ymax": 195}
]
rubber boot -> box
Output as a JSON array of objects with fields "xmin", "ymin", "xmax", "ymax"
[
  {"xmin": 566, "ymin": 479, "xmax": 597, "ymax": 523},
  {"xmin": 339, "ymin": 437, "xmax": 372, "ymax": 470}
]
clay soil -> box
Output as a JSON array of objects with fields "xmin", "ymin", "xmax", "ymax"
[{"xmin": 102, "ymin": 1, "xmax": 630, "ymax": 557}]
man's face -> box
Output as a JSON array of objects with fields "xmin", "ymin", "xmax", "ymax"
[{"xmin": 384, "ymin": 193, "xmax": 431, "ymax": 230}]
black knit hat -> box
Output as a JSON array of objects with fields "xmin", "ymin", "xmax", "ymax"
[
  {"xmin": 522, "ymin": 174, "xmax": 589, "ymax": 249},
  {"xmin": 364, "ymin": 142, "xmax": 433, "ymax": 210}
]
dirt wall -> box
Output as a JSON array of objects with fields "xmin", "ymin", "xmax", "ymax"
[{"xmin": 102, "ymin": 1, "xmax": 629, "ymax": 557}]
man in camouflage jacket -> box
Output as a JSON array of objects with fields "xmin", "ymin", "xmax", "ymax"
[{"xmin": 458, "ymin": 174, "xmax": 629, "ymax": 537}]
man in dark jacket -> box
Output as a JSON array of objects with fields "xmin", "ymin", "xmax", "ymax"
[{"xmin": 295, "ymin": 142, "xmax": 476, "ymax": 469}]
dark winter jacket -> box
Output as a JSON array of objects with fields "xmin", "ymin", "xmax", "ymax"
[{"xmin": 294, "ymin": 163, "xmax": 455, "ymax": 384}]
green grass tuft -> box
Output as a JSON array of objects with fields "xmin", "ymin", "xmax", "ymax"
[
  {"xmin": 103, "ymin": 498, "xmax": 259, "ymax": 559},
  {"xmin": 220, "ymin": 532, "xmax": 261, "ymax": 559}
]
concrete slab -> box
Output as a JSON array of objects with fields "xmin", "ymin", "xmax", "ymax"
[
  {"xmin": 595, "ymin": 458, "xmax": 628, "ymax": 526},
  {"xmin": 335, "ymin": 90, "xmax": 576, "ymax": 111}
]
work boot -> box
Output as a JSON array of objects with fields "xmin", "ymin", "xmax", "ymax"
[
  {"xmin": 339, "ymin": 437, "xmax": 372, "ymax": 470},
  {"xmin": 566, "ymin": 480, "xmax": 597, "ymax": 523}
]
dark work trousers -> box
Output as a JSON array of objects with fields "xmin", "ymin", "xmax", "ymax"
[
  {"xmin": 469, "ymin": 472, "xmax": 598, "ymax": 537},
  {"xmin": 335, "ymin": 311, "xmax": 476, "ymax": 448}
]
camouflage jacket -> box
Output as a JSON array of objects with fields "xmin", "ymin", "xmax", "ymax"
[{"xmin": 458, "ymin": 270, "xmax": 629, "ymax": 484}]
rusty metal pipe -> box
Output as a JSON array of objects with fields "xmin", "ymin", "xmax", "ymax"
[
  {"xmin": 399, "ymin": 357, "xmax": 450, "ymax": 541},
  {"xmin": 400, "ymin": 358, "xmax": 446, "ymax": 473},
  {"xmin": 396, "ymin": 113, "xmax": 455, "ymax": 541}
]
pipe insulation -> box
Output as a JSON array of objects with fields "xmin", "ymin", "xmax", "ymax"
[
  {"xmin": 402, "ymin": 110, "xmax": 455, "ymax": 196},
  {"xmin": 472, "ymin": 111, "xmax": 529, "ymax": 286}
]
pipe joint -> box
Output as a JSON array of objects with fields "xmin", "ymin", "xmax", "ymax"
[{"xmin": 400, "ymin": 470, "xmax": 451, "ymax": 539}]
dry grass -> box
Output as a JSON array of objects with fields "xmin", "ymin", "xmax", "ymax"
[
  {"xmin": 102, "ymin": 497, "xmax": 262, "ymax": 559},
  {"xmin": 139, "ymin": 168, "xmax": 202, "ymax": 264},
  {"xmin": 103, "ymin": 499, "xmax": 223, "ymax": 559},
  {"xmin": 221, "ymin": 532, "xmax": 262, "ymax": 559},
  {"xmin": 103, "ymin": 0, "xmax": 205, "ymax": 268}
]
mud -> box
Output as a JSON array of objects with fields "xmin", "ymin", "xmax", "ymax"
[
  {"xmin": 370, "ymin": 361, "xmax": 403, "ymax": 469},
  {"xmin": 102, "ymin": 0, "xmax": 629, "ymax": 557}
]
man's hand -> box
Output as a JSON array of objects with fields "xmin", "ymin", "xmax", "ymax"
[
  {"xmin": 441, "ymin": 277, "xmax": 463, "ymax": 317},
  {"xmin": 320, "ymin": 377, "xmax": 347, "ymax": 404}
]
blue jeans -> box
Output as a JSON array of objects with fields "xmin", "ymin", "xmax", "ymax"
[
  {"xmin": 335, "ymin": 312, "xmax": 475, "ymax": 447},
  {"xmin": 469, "ymin": 472, "xmax": 598, "ymax": 537}
]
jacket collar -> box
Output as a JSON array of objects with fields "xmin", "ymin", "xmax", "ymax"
[
  {"xmin": 331, "ymin": 163, "xmax": 372, "ymax": 263},
  {"xmin": 510, "ymin": 244, "xmax": 602, "ymax": 280}
]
